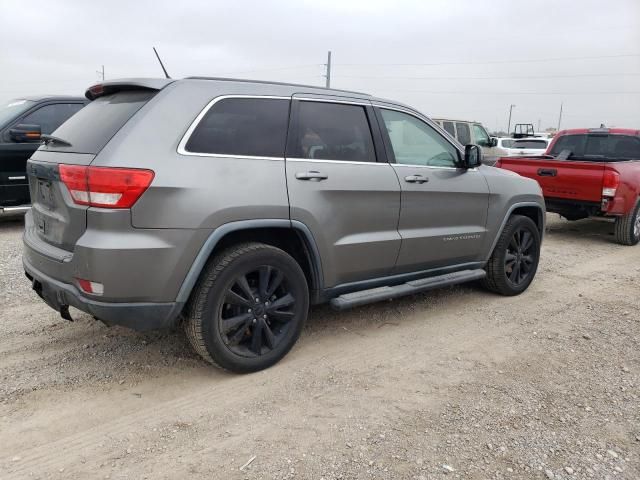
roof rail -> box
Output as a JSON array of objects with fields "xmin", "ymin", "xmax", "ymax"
[{"xmin": 185, "ymin": 76, "xmax": 370, "ymax": 96}]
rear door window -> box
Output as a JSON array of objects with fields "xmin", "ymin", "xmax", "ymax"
[
  {"xmin": 185, "ymin": 97, "xmax": 290, "ymax": 157},
  {"xmin": 455, "ymin": 122, "xmax": 471, "ymax": 145},
  {"xmin": 442, "ymin": 121, "xmax": 456, "ymax": 138},
  {"xmin": 20, "ymin": 103, "xmax": 84, "ymax": 135},
  {"xmin": 292, "ymin": 101, "xmax": 376, "ymax": 162},
  {"xmin": 50, "ymin": 90, "xmax": 156, "ymax": 154}
]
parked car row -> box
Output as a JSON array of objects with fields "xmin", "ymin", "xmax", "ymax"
[{"xmin": 3, "ymin": 76, "xmax": 638, "ymax": 373}]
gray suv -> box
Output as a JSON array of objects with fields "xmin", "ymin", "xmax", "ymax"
[{"xmin": 23, "ymin": 77, "xmax": 545, "ymax": 372}]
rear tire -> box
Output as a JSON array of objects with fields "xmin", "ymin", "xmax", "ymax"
[
  {"xmin": 184, "ymin": 242, "xmax": 309, "ymax": 373},
  {"xmin": 482, "ymin": 215, "xmax": 541, "ymax": 296},
  {"xmin": 614, "ymin": 200, "xmax": 640, "ymax": 246}
]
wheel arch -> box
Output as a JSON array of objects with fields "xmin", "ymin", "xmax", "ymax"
[
  {"xmin": 486, "ymin": 202, "xmax": 545, "ymax": 261},
  {"xmin": 175, "ymin": 220, "xmax": 323, "ymax": 307}
]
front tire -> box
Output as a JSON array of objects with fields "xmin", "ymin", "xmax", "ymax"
[
  {"xmin": 185, "ymin": 242, "xmax": 309, "ymax": 373},
  {"xmin": 614, "ymin": 200, "xmax": 640, "ymax": 246},
  {"xmin": 482, "ymin": 215, "xmax": 541, "ymax": 296}
]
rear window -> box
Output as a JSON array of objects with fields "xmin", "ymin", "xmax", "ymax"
[
  {"xmin": 185, "ymin": 98, "xmax": 290, "ymax": 157},
  {"xmin": 48, "ymin": 90, "xmax": 156, "ymax": 154},
  {"xmin": 513, "ymin": 139, "xmax": 548, "ymax": 149},
  {"xmin": 549, "ymin": 134, "xmax": 640, "ymax": 161}
]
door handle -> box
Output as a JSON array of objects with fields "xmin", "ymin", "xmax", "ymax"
[
  {"xmin": 404, "ymin": 174, "xmax": 429, "ymax": 184},
  {"xmin": 295, "ymin": 171, "xmax": 328, "ymax": 181},
  {"xmin": 537, "ymin": 168, "xmax": 557, "ymax": 177}
]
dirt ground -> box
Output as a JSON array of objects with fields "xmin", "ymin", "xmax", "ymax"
[{"xmin": 0, "ymin": 214, "xmax": 638, "ymax": 480}]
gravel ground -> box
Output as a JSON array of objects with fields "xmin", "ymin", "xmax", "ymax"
[{"xmin": 0, "ymin": 214, "xmax": 638, "ymax": 480}]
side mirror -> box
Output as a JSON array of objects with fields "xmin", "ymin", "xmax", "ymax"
[
  {"xmin": 9, "ymin": 124, "xmax": 42, "ymax": 143},
  {"xmin": 490, "ymin": 137, "xmax": 498, "ymax": 147},
  {"xmin": 463, "ymin": 144, "xmax": 482, "ymax": 168}
]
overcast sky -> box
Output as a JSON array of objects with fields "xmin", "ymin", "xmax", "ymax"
[{"xmin": 1, "ymin": 0, "xmax": 638, "ymax": 132}]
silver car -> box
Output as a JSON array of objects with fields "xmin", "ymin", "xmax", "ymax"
[{"xmin": 23, "ymin": 77, "xmax": 545, "ymax": 372}]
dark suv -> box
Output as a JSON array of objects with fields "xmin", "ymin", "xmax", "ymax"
[
  {"xmin": 0, "ymin": 96, "xmax": 87, "ymax": 214},
  {"xmin": 23, "ymin": 78, "xmax": 545, "ymax": 373}
]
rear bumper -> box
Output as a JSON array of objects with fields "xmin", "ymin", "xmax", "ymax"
[{"xmin": 24, "ymin": 255, "xmax": 181, "ymax": 331}]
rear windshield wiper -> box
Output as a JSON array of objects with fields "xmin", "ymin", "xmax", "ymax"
[{"xmin": 41, "ymin": 134, "xmax": 72, "ymax": 147}]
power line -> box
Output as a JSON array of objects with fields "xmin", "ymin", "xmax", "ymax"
[
  {"xmin": 335, "ymin": 72, "xmax": 640, "ymax": 81},
  {"xmin": 334, "ymin": 53, "xmax": 640, "ymax": 67}
]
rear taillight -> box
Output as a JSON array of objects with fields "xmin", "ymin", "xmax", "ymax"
[
  {"xmin": 59, "ymin": 165, "xmax": 154, "ymax": 208},
  {"xmin": 602, "ymin": 170, "xmax": 620, "ymax": 198}
]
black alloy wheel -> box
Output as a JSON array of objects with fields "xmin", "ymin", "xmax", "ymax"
[{"xmin": 220, "ymin": 265, "xmax": 298, "ymax": 357}]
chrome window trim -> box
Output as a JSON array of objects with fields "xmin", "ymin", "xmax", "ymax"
[
  {"xmin": 286, "ymin": 157, "xmax": 389, "ymax": 166},
  {"xmin": 177, "ymin": 94, "xmax": 291, "ymax": 159},
  {"xmin": 293, "ymin": 96, "xmax": 371, "ymax": 107},
  {"xmin": 392, "ymin": 163, "xmax": 478, "ymax": 172}
]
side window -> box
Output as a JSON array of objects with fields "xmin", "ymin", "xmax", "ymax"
[
  {"xmin": 20, "ymin": 103, "xmax": 84, "ymax": 135},
  {"xmin": 185, "ymin": 98, "xmax": 290, "ymax": 157},
  {"xmin": 472, "ymin": 124, "xmax": 490, "ymax": 146},
  {"xmin": 455, "ymin": 122, "xmax": 471, "ymax": 145},
  {"xmin": 293, "ymin": 101, "xmax": 376, "ymax": 162},
  {"xmin": 442, "ymin": 121, "xmax": 456, "ymax": 138},
  {"xmin": 380, "ymin": 109, "xmax": 459, "ymax": 167}
]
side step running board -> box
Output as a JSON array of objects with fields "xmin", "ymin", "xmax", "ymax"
[{"xmin": 330, "ymin": 269, "xmax": 486, "ymax": 310}]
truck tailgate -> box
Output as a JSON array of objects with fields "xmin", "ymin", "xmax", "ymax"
[{"xmin": 498, "ymin": 157, "xmax": 605, "ymax": 202}]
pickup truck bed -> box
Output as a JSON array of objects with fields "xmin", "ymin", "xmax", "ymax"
[{"xmin": 495, "ymin": 128, "xmax": 640, "ymax": 245}]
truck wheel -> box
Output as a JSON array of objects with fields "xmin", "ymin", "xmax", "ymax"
[
  {"xmin": 184, "ymin": 242, "xmax": 309, "ymax": 373},
  {"xmin": 482, "ymin": 215, "xmax": 541, "ymax": 296},
  {"xmin": 614, "ymin": 200, "xmax": 640, "ymax": 246}
]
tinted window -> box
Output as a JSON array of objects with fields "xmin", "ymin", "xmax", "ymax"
[
  {"xmin": 21, "ymin": 103, "xmax": 84, "ymax": 135},
  {"xmin": 549, "ymin": 134, "xmax": 640, "ymax": 161},
  {"xmin": 501, "ymin": 139, "xmax": 515, "ymax": 148},
  {"xmin": 442, "ymin": 121, "xmax": 456, "ymax": 137},
  {"xmin": 513, "ymin": 139, "xmax": 549, "ymax": 149},
  {"xmin": 51, "ymin": 91, "xmax": 155, "ymax": 154},
  {"xmin": 585, "ymin": 135, "xmax": 640, "ymax": 159},
  {"xmin": 549, "ymin": 134, "xmax": 586, "ymax": 157},
  {"xmin": 472, "ymin": 124, "xmax": 490, "ymax": 146},
  {"xmin": 294, "ymin": 101, "xmax": 375, "ymax": 162},
  {"xmin": 380, "ymin": 109, "xmax": 459, "ymax": 167},
  {"xmin": 186, "ymin": 98, "xmax": 290, "ymax": 157},
  {"xmin": 456, "ymin": 122, "xmax": 471, "ymax": 145}
]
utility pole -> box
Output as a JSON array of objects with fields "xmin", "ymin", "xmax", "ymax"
[
  {"xmin": 324, "ymin": 51, "xmax": 332, "ymax": 88},
  {"xmin": 507, "ymin": 104, "xmax": 516, "ymax": 134},
  {"xmin": 537, "ymin": 118, "xmax": 541, "ymax": 132},
  {"xmin": 96, "ymin": 65, "xmax": 105, "ymax": 81},
  {"xmin": 557, "ymin": 102, "xmax": 563, "ymax": 131}
]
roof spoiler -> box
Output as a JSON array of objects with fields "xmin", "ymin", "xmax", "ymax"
[{"xmin": 85, "ymin": 78, "xmax": 174, "ymax": 100}]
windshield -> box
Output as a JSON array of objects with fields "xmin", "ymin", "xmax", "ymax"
[
  {"xmin": 549, "ymin": 134, "xmax": 640, "ymax": 161},
  {"xmin": 0, "ymin": 99, "xmax": 35, "ymax": 129}
]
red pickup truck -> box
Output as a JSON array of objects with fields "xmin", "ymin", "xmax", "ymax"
[{"xmin": 495, "ymin": 128, "xmax": 640, "ymax": 245}]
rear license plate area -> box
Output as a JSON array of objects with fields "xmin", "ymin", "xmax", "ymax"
[{"xmin": 37, "ymin": 179, "xmax": 54, "ymax": 208}]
